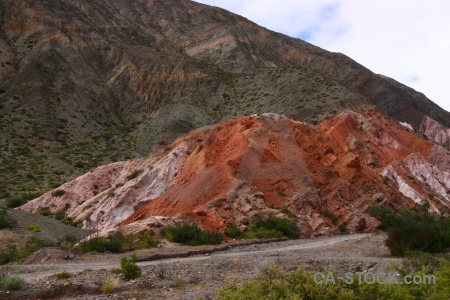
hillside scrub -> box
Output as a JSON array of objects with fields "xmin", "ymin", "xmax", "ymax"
[
  {"xmin": 0, "ymin": 275, "xmax": 26, "ymax": 291},
  {"xmin": 218, "ymin": 262, "xmax": 450, "ymax": 300},
  {"xmin": 369, "ymin": 205, "xmax": 450, "ymax": 256},
  {"xmin": 160, "ymin": 223, "xmax": 223, "ymax": 246},
  {"xmin": 76, "ymin": 232, "xmax": 158, "ymax": 253},
  {"xmin": 0, "ymin": 208, "xmax": 17, "ymax": 229},
  {"xmin": 0, "ymin": 237, "xmax": 55, "ymax": 265},
  {"xmin": 5, "ymin": 193, "xmax": 41, "ymax": 208},
  {"xmin": 225, "ymin": 217, "xmax": 299, "ymax": 239},
  {"xmin": 246, "ymin": 217, "xmax": 299, "ymax": 239}
]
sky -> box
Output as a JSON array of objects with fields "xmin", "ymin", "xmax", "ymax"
[{"xmin": 195, "ymin": 0, "xmax": 450, "ymax": 113}]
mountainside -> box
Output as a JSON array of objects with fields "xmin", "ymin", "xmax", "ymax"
[
  {"xmin": 1, "ymin": 0, "xmax": 450, "ymax": 202},
  {"xmin": 19, "ymin": 110, "xmax": 450, "ymax": 236}
]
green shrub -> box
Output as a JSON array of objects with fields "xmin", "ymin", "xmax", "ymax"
[
  {"xmin": 55, "ymin": 272, "xmax": 71, "ymax": 279},
  {"xmin": 0, "ymin": 237, "xmax": 56, "ymax": 265},
  {"xmin": 5, "ymin": 193, "xmax": 41, "ymax": 208},
  {"xmin": 76, "ymin": 233, "xmax": 125, "ymax": 253},
  {"xmin": 224, "ymin": 224, "xmax": 242, "ymax": 238},
  {"xmin": 120, "ymin": 254, "xmax": 141, "ymax": 280},
  {"xmin": 0, "ymin": 275, "xmax": 26, "ymax": 291},
  {"xmin": 218, "ymin": 265, "xmax": 450, "ymax": 300},
  {"xmin": 126, "ymin": 170, "xmax": 140, "ymax": 181},
  {"xmin": 134, "ymin": 232, "xmax": 158, "ymax": 249},
  {"xmin": 244, "ymin": 227, "xmax": 284, "ymax": 239},
  {"xmin": 38, "ymin": 207, "xmax": 52, "ymax": 217},
  {"xmin": 245, "ymin": 216, "xmax": 299, "ymax": 239},
  {"xmin": 0, "ymin": 208, "xmax": 17, "ymax": 229},
  {"xmin": 54, "ymin": 210, "xmax": 66, "ymax": 220},
  {"xmin": 76, "ymin": 232, "xmax": 158, "ymax": 253},
  {"xmin": 52, "ymin": 189, "xmax": 65, "ymax": 197},
  {"xmin": 160, "ymin": 223, "xmax": 223, "ymax": 246},
  {"xmin": 0, "ymin": 244, "xmax": 17, "ymax": 265},
  {"xmin": 369, "ymin": 205, "xmax": 450, "ymax": 256},
  {"xmin": 74, "ymin": 161, "xmax": 85, "ymax": 168},
  {"xmin": 61, "ymin": 217, "xmax": 83, "ymax": 228},
  {"xmin": 26, "ymin": 225, "xmax": 41, "ymax": 233},
  {"xmin": 21, "ymin": 236, "xmax": 55, "ymax": 258},
  {"xmin": 338, "ymin": 224, "xmax": 348, "ymax": 233}
]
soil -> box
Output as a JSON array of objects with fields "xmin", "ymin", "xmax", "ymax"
[{"xmin": 0, "ymin": 233, "xmax": 401, "ymax": 299}]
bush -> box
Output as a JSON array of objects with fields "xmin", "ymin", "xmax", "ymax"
[
  {"xmin": 38, "ymin": 207, "xmax": 52, "ymax": 217},
  {"xmin": 26, "ymin": 225, "xmax": 41, "ymax": 233},
  {"xmin": 120, "ymin": 254, "xmax": 141, "ymax": 280},
  {"xmin": 0, "ymin": 244, "xmax": 17, "ymax": 265},
  {"xmin": 76, "ymin": 232, "xmax": 158, "ymax": 253},
  {"xmin": 0, "ymin": 237, "xmax": 55, "ymax": 265},
  {"xmin": 217, "ymin": 265, "xmax": 450, "ymax": 300},
  {"xmin": 55, "ymin": 272, "xmax": 71, "ymax": 279},
  {"xmin": 61, "ymin": 217, "xmax": 83, "ymax": 228},
  {"xmin": 126, "ymin": 170, "xmax": 140, "ymax": 181},
  {"xmin": 52, "ymin": 189, "xmax": 65, "ymax": 197},
  {"xmin": 224, "ymin": 224, "xmax": 242, "ymax": 238},
  {"xmin": 160, "ymin": 223, "xmax": 223, "ymax": 246},
  {"xmin": 0, "ymin": 275, "xmax": 26, "ymax": 291},
  {"xmin": 74, "ymin": 161, "xmax": 85, "ymax": 168},
  {"xmin": 245, "ymin": 216, "xmax": 299, "ymax": 239},
  {"xmin": 76, "ymin": 233, "xmax": 125, "ymax": 253},
  {"xmin": 5, "ymin": 193, "xmax": 41, "ymax": 208},
  {"xmin": 0, "ymin": 208, "xmax": 17, "ymax": 229},
  {"xmin": 54, "ymin": 210, "xmax": 66, "ymax": 221},
  {"xmin": 369, "ymin": 205, "xmax": 450, "ymax": 256},
  {"xmin": 134, "ymin": 232, "xmax": 158, "ymax": 249},
  {"xmin": 101, "ymin": 277, "xmax": 119, "ymax": 294}
]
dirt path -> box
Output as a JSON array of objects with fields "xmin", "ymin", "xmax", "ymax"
[{"xmin": 1, "ymin": 233, "xmax": 399, "ymax": 299}]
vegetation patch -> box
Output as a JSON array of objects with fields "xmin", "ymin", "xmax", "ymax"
[
  {"xmin": 52, "ymin": 189, "xmax": 66, "ymax": 197},
  {"xmin": 55, "ymin": 272, "xmax": 71, "ymax": 279},
  {"xmin": 245, "ymin": 216, "xmax": 299, "ymax": 239},
  {"xmin": 0, "ymin": 237, "xmax": 56, "ymax": 265},
  {"xmin": 118, "ymin": 254, "xmax": 141, "ymax": 280},
  {"xmin": 160, "ymin": 223, "xmax": 223, "ymax": 246},
  {"xmin": 218, "ymin": 263, "xmax": 450, "ymax": 300},
  {"xmin": 126, "ymin": 170, "xmax": 141, "ymax": 181},
  {"xmin": 5, "ymin": 193, "xmax": 41, "ymax": 208},
  {"xmin": 0, "ymin": 208, "xmax": 17, "ymax": 229},
  {"xmin": 0, "ymin": 275, "xmax": 26, "ymax": 291},
  {"xmin": 26, "ymin": 225, "xmax": 41, "ymax": 233},
  {"xmin": 369, "ymin": 204, "xmax": 450, "ymax": 256},
  {"xmin": 76, "ymin": 232, "xmax": 158, "ymax": 253},
  {"xmin": 224, "ymin": 224, "xmax": 242, "ymax": 238}
]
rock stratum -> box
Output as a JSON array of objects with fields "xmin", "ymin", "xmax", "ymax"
[
  {"xmin": 19, "ymin": 110, "xmax": 450, "ymax": 237},
  {"xmin": 1, "ymin": 0, "xmax": 450, "ymax": 198}
]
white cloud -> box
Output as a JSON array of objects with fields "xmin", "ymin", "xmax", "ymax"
[{"xmin": 195, "ymin": 0, "xmax": 450, "ymax": 112}]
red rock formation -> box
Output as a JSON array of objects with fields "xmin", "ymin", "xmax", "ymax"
[{"xmin": 19, "ymin": 110, "xmax": 450, "ymax": 237}]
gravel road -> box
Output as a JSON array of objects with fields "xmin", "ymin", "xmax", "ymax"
[{"xmin": 0, "ymin": 233, "xmax": 399, "ymax": 299}]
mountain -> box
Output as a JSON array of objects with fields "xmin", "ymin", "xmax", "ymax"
[
  {"xmin": 2, "ymin": 0, "xmax": 450, "ymax": 236},
  {"xmin": 1, "ymin": 0, "xmax": 449, "ymax": 201},
  {"xmin": 19, "ymin": 110, "xmax": 450, "ymax": 236}
]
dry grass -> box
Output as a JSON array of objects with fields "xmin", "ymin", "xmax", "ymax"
[{"xmin": 101, "ymin": 277, "xmax": 119, "ymax": 294}]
